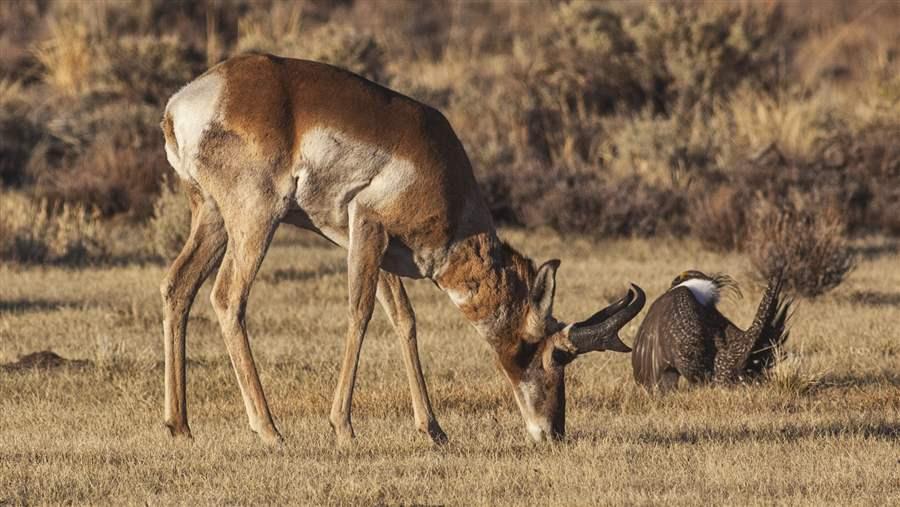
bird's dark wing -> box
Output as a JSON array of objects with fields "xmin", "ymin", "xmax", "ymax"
[{"xmin": 633, "ymin": 287, "xmax": 715, "ymax": 387}]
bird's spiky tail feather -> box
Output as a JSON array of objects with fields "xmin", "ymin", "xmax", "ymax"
[
  {"xmin": 744, "ymin": 285, "xmax": 791, "ymax": 377},
  {"xmin": 720, "ymin": 271, "xmax": 792, "ymax": 380}
]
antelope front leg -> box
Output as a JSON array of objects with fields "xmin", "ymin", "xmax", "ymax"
[
  {"xmin": 329, "ymin": 204, "xmax": 388, "ymax": 444},
  {"xmin": 376, "ymin": 273, "xmax": 447, "ymax": 444},
  {"xmin": 160, "ymin": 187, "xmax": 226, "ymax": 438}
]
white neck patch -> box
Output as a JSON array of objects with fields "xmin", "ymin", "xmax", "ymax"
[{"xmin": 674, "ymin": 278, "xmax": 719, "ymax": 306}]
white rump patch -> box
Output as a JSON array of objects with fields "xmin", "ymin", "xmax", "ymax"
[
  {"xmin": 164, "ymin": 72, "xmax": 224, "ymax": 181},
  {"xmin": 674, "ymin": 278, "xmax": 719, "ymax": 306}
]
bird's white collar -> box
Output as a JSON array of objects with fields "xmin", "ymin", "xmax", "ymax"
[{"xmin": 674, "ymin": 278, "xmax": 719, "ymax": 306}]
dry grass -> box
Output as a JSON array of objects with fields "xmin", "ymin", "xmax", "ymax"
[
  {"xmin": 1, "ymin": 229, "xmax": 898, "ymax": 505},
  {"xmin": 32, "ymin": 18, "xmax": 94, "ymax": 97}
]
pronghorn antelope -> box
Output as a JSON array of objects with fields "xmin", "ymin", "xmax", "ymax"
[
  {"xmin": 160, "ymin": 54, "xmax": 645, "ymax": 445},
  {"xmin": 632, "ymin": 270, "xmax": 791, "ymax": 391}
]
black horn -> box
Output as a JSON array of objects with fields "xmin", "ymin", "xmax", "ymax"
[{"xmin": 568, "ymin": 284, "xmax": 645, "ymax": 354}]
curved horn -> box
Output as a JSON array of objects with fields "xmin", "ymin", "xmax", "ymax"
[{"xmin": 568, "ymin": 284, "xmax": 645, "ymax": 354}]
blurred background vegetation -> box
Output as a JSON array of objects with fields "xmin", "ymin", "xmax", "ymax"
[{"xmin": 1, "ymin": 0, "xmax": 898, "ymax": 295}]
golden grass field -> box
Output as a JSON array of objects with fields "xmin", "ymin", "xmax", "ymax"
[{"xmin": 1, "ymin": 228, "xmax": 899, "ymax": 505}]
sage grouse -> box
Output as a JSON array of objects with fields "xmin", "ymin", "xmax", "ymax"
[{"xmin": 631, "ymin": 270, "xmax": 791, "ymax": 391}]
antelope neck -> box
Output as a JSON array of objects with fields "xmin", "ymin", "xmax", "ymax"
[{"xmin": 434, "ymin": 233, "xmax": 532, "ymax": 343}]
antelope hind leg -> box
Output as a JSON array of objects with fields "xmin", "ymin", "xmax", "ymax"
[
  {"xmin": 160, "ymin": 186, "xmax": 227, "ymax": 438},
  {"xmin": 210, "ymin": 207, "xmax": 283, "ymax": 445}
]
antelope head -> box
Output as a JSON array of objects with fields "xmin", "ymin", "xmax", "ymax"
[{"xmin": 496, "ymin": 260, "xmax": 645, "ymax": 442}]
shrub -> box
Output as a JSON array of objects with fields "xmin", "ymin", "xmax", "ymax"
[
  {"xmin": 300, "ymin": 24, "xmax": 386, "ymax": 83},
  {"xmin": 497, "ymin": 165, "xmax": 687, "ymax": 237},
  {"xmin": 840, "ymin": 124, "xmax": 900, "ymax": 234},
  {"xmin": 0, "ymin": 78, "xmax": 42, "ymax": 185},
  {"xmin": 626, "ymin": 3, "xmax": 784, "ymax": 117},
  {"xmin": 713, "ymin": 87, "xmax": 842, "ymax": 168},
  {"xmin": 0, "ymin": 192, "xmax": 108, "ymax": 264},
  {"xmin": 690, "ymin": 185, "xmax": 748, "ymax": 252},
  {"xmin": 747, "ymin": 195, "xmax": 856, "ymax": 298},
  {"xmin": 30, "ymin": 101, "xmax": 166, "ymax": 218},
  {"xmin": 598, "ymin": 4, "xmax": 785, "ymax": 186},
  {"xmin": 2, "ymin": 0, "xmax": 900, "ymax": 243},
  {"xmin": 101, "ymin": 34, "xmax": 201, "ymax": 106},
  {"xmin": 149, "ymin": 179, "xmax": 191, "ymax": 262},
  {"xmin": 601, "ymin": 109, "xmax": 716, "ymax": 186},
  {"xmin": 237, "ymin": 6, "xmax": 386, "ymax": 82}
]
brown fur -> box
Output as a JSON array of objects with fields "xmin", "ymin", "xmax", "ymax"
[
  {"xmin": 434, "ymin": 234, "xmax": 533, "ymax": 330},
  {"xmin": 217, "ymin": 55, "xmax": 491, "ymax": 251},
  {"xmin": 160, "ymin": 54, "xmax": 641, "ymax": 445}
]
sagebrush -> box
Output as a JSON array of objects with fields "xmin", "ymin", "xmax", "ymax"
[{"xmin": 748, "ymin": 195, "xmax": 856, "ymax": 297}]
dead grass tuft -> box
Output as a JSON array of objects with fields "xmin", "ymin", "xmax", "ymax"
[
  {"xmin": 33, "ymin": 18, "xmax": 95, "ymax": 96},
  {"xmin": 765, "ymin": 345, "xmax": 827, "ymax": 396}
]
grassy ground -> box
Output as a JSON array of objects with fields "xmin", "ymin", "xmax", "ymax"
[{"xmin": 1, "ymin": 229, "xmax": 898, "ymax": 505}]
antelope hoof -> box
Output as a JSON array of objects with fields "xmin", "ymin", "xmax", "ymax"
[
  {"xmin": 330, "ymin": 419, "xmax": 356, "ymax": 445},
  {"xmin": 422, "ymin": 420, "xmax": 449, "ymax": 445},
  {"xmin": 259, "ymin": 428, "xmax": 284, "ymax": 447},
  {"xmin": 335, "ymin": 432, "xmax": 356, "ymax": 447},
  {"xmin": 164, "ymin": 421, "xmax": 193, "ymax": 439}
]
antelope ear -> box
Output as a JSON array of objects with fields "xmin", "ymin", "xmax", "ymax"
[{"xmin": 530, "ymin": 259, "xmax": 560, "ymax": 320}]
